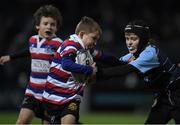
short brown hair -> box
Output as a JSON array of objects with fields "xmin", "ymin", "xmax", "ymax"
[
  {"xmin": 75, "ymin": 16, "xmax": 102, "ymax": 36},
  {"xmin": 33, "ymin": 5, "xmax": 62, "ymax": 29}
]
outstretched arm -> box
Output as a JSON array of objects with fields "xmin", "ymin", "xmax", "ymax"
[
  {"xmin": 92, "ymin": 49, "xmax": 127, "ymax": 67},
  {"xmin": 96, "ymin": 54, "xmax": 127, "ymax": 67},
  {"xmin": 97, "ymin": 64, "xmax": 139, "ymax": 78},
  {"xmin": 0, "ymin": 47, "xmax": 30, "ymax": 65}
]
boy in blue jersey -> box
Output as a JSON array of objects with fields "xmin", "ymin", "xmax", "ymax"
[
  {"xmin": 0, "ymin": 5, "xmax": 63, "ymax": 124},
  {"xmin": 98, "ymin": 20, "xmax": 180, "ymax": 124}
]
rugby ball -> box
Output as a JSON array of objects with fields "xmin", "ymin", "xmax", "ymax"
[{"xmin": 72, "ymin": 49, "xmax": 94, "ymax": 83}]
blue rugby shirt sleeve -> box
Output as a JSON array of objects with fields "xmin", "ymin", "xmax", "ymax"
[
  {"xmin": 119, "ymin": 53, "xmax": 133, "ymax": 62},
  {"xmin": 129, "ymin": 47, "xmax": 160, "ymax": 73}
]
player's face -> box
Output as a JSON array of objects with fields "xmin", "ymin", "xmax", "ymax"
[
  {"xmin": 81, "ymin": 31, "xmax": 100, "ymax": 49},
  {"xmin": 125, "ymin": 32, "xmax": 140, "ymax": 54},
  {"xmin": 36, "ymin": 16, "xmax": 57, "ymax": 39}
]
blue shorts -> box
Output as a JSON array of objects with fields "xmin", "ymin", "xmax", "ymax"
[
  {"xmin": 21, "ymin": 95, "xmax": 48, "ymax": 121},
  {"xmin": 43, "ymin": 99, "xmax": 80, "ymax": 124}
]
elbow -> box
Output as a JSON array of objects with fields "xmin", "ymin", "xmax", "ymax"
[
  {"xmin": 61, "ymin": 57, "xmax": 73, "ymax": 71},
  {"xmin": 61, "ymin": 62, "xmax": 70, "ymax": 71}
]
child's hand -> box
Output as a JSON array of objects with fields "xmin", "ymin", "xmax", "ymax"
[
  {"xmin": 85, "ymin": 62, "xmax": 97, "ymax": 85},
  {"xmin": 91, "ymin": 62, "xmax": 97, "ymax": 75},
  {"xmin": 0, "ymin": 55, "xmax": 10, "ymax": 65}
]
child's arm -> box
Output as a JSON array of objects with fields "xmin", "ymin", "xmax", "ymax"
[
  {"xmin": 98, "ymin": 64, "xmax": 139, "ymax": 78},
  {"xmin": 97, "ymin": 53, "xmax": 127, "ymax": 66},
  {"xmin": 0, "ymin": 48, "xmax": 30, "ymax": 65},
  {"xmin": 61, "ymin": 53, "xmax": 93, "ymax": 75},
  {"xmin": 91, "ymin": 49, "xmax": 127, "ymax": 67}
]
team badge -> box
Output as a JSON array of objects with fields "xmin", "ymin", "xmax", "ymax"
[
  {"xmin": 45, "ymin": 45, "xmax": 54, "ymax": 54},
  {"xmin": 68, "ymin": 102, "xmax": 78, "ymax": 111},
  {"xmin": 128, "ymin": 56, "xmax": 136, "ymax": 62}
]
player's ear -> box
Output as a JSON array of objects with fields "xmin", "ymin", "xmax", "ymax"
[
  {"xmin": 79, "ymin": 31, "xmax": 85, "ymax": 39},
  {"xmin": 35, "ymin": 25, "xmax": 40, "ymax": 31}
]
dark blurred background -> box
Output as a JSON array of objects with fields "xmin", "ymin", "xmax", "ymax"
[{"xmin": 0, "ymin": 0, "xmax": 180, "ymax": 113}]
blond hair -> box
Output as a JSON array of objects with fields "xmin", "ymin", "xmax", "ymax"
[{"xmin": 75, "ymin": 16, "xmax": 102, "ymax": 36}]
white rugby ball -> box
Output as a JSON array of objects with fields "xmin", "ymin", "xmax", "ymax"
[{"xmin": 72, "ymin": 49, "xmax": 94, "ymax": 83}]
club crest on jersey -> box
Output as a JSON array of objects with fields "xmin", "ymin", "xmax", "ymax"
[
  {"xmin": 68, "ymin": 102, "xmax": 78, "ymax": 111},
  {"xmin": 128, "ymin": 56, "xmax": 136, "ymax": 62},
  {"xmin": 45, "ymin": 45, "xmax": 54, "ymax": 54}
]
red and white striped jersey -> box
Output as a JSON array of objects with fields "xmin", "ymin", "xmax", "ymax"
[
  {"xmin": 43, "ymin": 34, "xmax": 88, "ymax": 105},
  {"xmin": 25, "ymin": 35, "xmax": 63, "ymax": 101}
]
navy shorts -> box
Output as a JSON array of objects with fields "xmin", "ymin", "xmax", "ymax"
[
  {"xmin": 43, "ymin": 99, "xmax": 80, "ymax": 124},
  {"xmin": 21, "ymin": 95, "xmax": 48, "ymax": 121}
]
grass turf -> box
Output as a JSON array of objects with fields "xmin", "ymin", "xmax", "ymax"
[{"xmin": 0, "ymin": 112, "xmax": 175, "ymax": 124}]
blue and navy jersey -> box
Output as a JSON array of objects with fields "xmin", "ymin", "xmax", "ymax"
[
  {"xmin": 120, "ymin": 45, "xmax": 160, "ymax": 73},
  {"xmin": 120, "ymin": 44, "xmax": 177, "ymax": 85}
]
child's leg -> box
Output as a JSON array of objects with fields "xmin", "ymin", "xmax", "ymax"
[{"xmin": 61, "ymin": 114, "xmax": 76, "ymax": 124}]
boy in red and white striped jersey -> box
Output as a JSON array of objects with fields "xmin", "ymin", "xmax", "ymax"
[
  {"xmin": 0, "ymin": 5, "xmax": 63, "ymax": 124},
  {"xmin": 43, "ymin": 16, "xmax": 102, "ymax": 124}
]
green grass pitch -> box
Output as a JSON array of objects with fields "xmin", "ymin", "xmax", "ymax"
[{"xmin": 0, "ymin": 112, "xmax": 175, "ymax": 124}]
